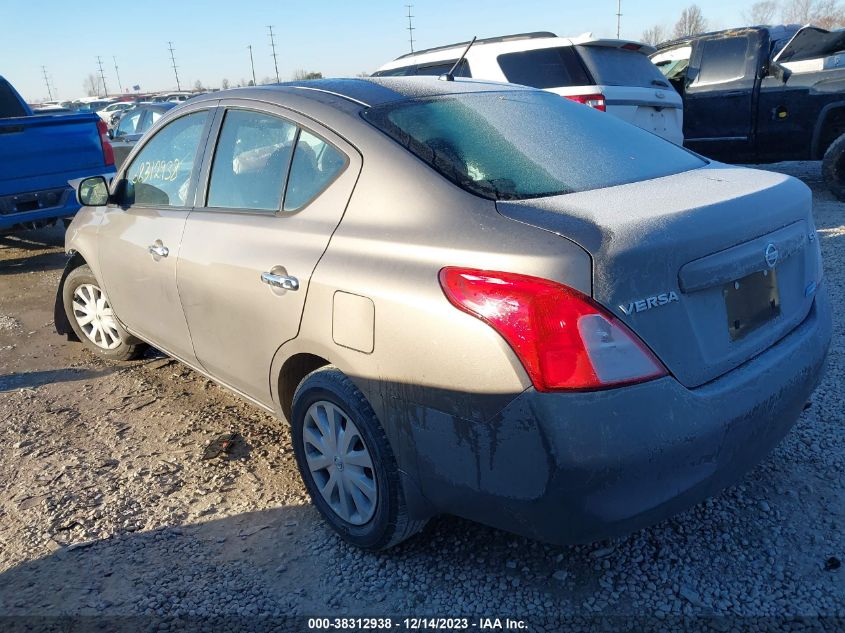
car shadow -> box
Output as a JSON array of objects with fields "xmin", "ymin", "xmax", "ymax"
[
  {"xmin": 0, "ymin": 250, "xmax": 66, "ymax": 275},
  {"xmin": 0, "ymin": 225, "xmax": 65, "ymax": 251},
  {"xmin": 0, "ymin": 367, "xmax": 114, "ymax": 392}
]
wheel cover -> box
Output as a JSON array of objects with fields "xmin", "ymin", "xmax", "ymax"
[
  {"xmin": 303, "ymin": 400, "xmax": 378, "ymax": 525},
  {"xmin": 71, "ymin": 283, "xmax": 122, "ymax": 350}
]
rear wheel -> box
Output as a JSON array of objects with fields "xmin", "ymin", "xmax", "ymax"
[
  {"xmin": 291, "ymin": 366, "xmax": 426, "ymax": 550},
  {"xmin": 822, "ymin": 132, "xmax": 845, "ymax": 201},
  {"xmin": 62, "ymin": 265, "xmax": 146, "ymax": 361}
]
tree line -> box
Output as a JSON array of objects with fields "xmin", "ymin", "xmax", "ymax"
[{"xmin": 642, "ymin": 0, "xmax": 845, "ymax": 45}]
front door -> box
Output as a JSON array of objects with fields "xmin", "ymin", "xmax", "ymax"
[
  {"xmin": 682, "ymin": 33, "xmax": 761, "ymax": 161},
  {"xmin": 176, "ymin": 102, "xmax": 360, "ymax": 406},
  {"xmin": 98, "ymin": 108, "xmax": 213, "ymax": 363}
]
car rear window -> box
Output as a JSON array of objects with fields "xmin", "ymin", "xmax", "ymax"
[
  {"xmin": 575, "ymin": 46, "xmax": 670, "ymax": 88},
  {"xmin": 0, "ymin": 80, "xmax": 27, "ymax": 119},
  {"xmin": 497, "ymin": 47, "xmax": 591, "ymax": 88},
  {"xmin": 362, "ymin": 90, "xmax": 705, "ymax": 200}
]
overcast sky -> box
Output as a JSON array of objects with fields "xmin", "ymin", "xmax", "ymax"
[{"xmin": 4, "ymin": 0, "xmax": 750, "ymax": 102}]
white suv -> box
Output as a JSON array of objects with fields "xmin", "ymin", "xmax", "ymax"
[{"xmin": 374, "ymin": 32, "xmax": 684, "ymax": 144}]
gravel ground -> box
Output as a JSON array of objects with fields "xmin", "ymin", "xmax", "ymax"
[{"xmin": 0, "ymin": 162, "xmax": 842, "ymax": 631}]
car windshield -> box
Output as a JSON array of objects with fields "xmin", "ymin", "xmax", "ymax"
[{"xmin": 362, "ymin": 90, "xmax": 705, "ymax": 200}]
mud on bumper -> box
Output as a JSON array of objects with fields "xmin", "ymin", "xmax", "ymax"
[{"xmin": 407, "ymin": 287, "xmax": 832, "ymax": 545}]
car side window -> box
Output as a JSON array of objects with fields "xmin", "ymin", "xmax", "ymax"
[
  {"xmin": 122, "ymin": 111, "xmax": 208, "ymax": 207},
  {"xmin": 116, "ymin": 109, "xmax": 142, "ymax": 137},
  {"xmin": 695, "ymin": 37, "xmax": 750, "ymax": 84},
  {"xmin": 415, "ymin": 60, "xmax": 471, "ymax": 77},
  {"xmin": 283, "ymin": 129, "xmax": 347, "ymax": 212},
  {"xmin": 207, "ymin": 109, "xmax": 298, "ymax": 211}
]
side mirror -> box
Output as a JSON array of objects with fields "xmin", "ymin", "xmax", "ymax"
[
  {"xmin": 769, "ymin": 62, "xmax": 790, "ymax": 84},
  {"xmin": 108, "ymin": 128, "xmax": 115, "ymax": 140},
  {"xmin": 77, "ymin": 176, "xmax": 110, "ymax": 207}
]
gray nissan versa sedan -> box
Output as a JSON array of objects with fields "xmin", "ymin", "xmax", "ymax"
[{"xmin": 55, "ymin": 77, "xmax": 831, "ymax": 550}]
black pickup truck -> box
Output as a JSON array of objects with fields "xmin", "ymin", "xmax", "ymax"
[{"xmin": 651, "ymin": 25, "xmax": 845, "ymax": 199}]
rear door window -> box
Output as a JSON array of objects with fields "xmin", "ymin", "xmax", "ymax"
[
  {"xmin": 497, "ymin": 47, "xmax": 591, "ymax": 88},
  {"xmin": 123, "ymin": 111, "xmax": 208, "ymax": 207},
  {"xmin": 283, "ymin": 130, "xmax": 347, "ymax": 212},
  {"xmin": 576, "ymin": 46, "xmax": 670, "ymax": 88},
  {"xmin": 415, "ymin": 60, "xmax": 471, "ymax": 77},
  {"xmin": 207, "ymin": 109, "xmax": 298, "ymax": 211},
  {"xmin": 373, "ymin": 66, "xmax": 416, "ymax": 76},
  {"xmin": 694, "ymin": 37, "xmax": 751, "ymax": 84}
]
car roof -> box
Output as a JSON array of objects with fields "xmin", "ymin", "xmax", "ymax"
[
  {"xmin": 185, "ymin": 77, "xmax": 536, "ymax": 110},
  {"xmin": 377, "ymin": 33, "xmax": 655, "ymax": 72},
  {"xmin": 655, "ymin": 24, "xmax": 802, "ymax": 50}
]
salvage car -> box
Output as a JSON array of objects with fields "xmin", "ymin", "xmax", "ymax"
[
  {"xmin": 651, "ymin": 25, "xmax": 845, "ymax": 199},
  {"xmin": 55, "ymin": 78, "xmax": 830, "ymax": 550},
  {"xmin": 374, "ymin": 32, "xmax": 683, "ymax": 144}
]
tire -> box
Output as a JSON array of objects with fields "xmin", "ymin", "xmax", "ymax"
[
  {"xmin": 822, "ymin": 132, "xmax": 845, "ymax": 201},
  {"xmin": 291, "ymin": 366, "xmax": 427, "ymax": 550},
  {"xmin": 62, "ymin": 264, "xmax": 146, "ymax": 361}
]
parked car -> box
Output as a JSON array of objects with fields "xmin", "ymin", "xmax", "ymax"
[
  {"xmin": 56, "ymin": 78, "xmax": 830, "ymax": 550},
  {"xmin": 651, "ymin": 25, "xmax": 845, "ymax": 198},
  {"xmin": 96, "ymin": 101, "xmax": 134, "ymax": 122},
  {"xmin": 0, "ymin": 76, "xmax": 115, "ymax": 232},
  {"xmin": 109, "ymin": 102, "xmax": 177, "ymax": 166},
  {"xmin": 374, "ymin": 32, "xmax": 683, "ymax": 144}
]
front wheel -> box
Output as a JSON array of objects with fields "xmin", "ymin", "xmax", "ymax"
[
  {"xmin": 291, "ymin": 366, "xmax": 426, "ymax": 550},
  {"xmin": 822, "ymin": 132, "xmax": 845, "ymax": 201},
  {"xmin": 62, "ymin": 264, "xmax": 146, "ymax": 361}
]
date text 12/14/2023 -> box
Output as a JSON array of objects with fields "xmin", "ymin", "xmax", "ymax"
[{"xmin": 307, "ymin": 617, "xmax": 528, "ymax": 630}]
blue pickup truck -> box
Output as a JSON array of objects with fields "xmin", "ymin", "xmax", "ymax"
[{"xmin": 0, "ymin": 76, "xmax": 115, "ymax": 231}]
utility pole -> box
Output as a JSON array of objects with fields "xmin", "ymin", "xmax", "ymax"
[
  {"xmin": 405, "ymin": 4, "xmax": 415, "ymax": 53},
  {"xmin": 113, "ymin": 56, "xmax": 123, "ymax": 94},
  {"xmin": 168, "ymin": 41, "xmax": 182, "ymax": 91},
  {"xmin": 267, "ymin": 26, "xmax": 280, "ymax": 83},
  {"xmin": 41, "ymin": 66, "xmax": 53, "ymax": 100},
  {"xmin": 616, "ymin": 0, "xmax": 622, "ymax": 39},
  {"xmin": 248, "ymin": 45, "xmax": 257, "ymax": 86},
  {"xmin": 97, "ymin": 56, "xmax": 109, "ymax": 97}
]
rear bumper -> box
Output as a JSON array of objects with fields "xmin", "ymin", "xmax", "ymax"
[
  {"xmin": 410, "ymin": 287, "xmax": 831, "ymax": 544},
  {"xmin": 0, "ymin": 169, "xmax": 114, "ymax": 231}
]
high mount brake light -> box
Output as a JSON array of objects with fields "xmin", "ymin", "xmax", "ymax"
[
  {"xmin": 439, "ymin": 268, "xmax": 667, "ymax": 392},
  {"xmin": 564, "ymin": 93, "xmax": 606, "ymax": 112},
  {"xmin": 96, "ymin": 119, "xmax": 115, "ymax": 167}
]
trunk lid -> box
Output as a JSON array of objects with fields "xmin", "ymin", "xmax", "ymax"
[{"xmin": 497, "ymin": 164, "xmax": 820, "ymax": 388}]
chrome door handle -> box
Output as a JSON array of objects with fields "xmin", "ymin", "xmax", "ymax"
[
  {"xmin": 148, "ymin": 244, "xmax": 169, "ymax": 258},
  {"xmin": 261, "ymin": 271, "xmax": 299, "ymax": 291}
]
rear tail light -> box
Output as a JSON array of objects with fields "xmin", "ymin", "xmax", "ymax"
[
  {"xmin": 439, "ymin": 268, "xmax": 666, "ymax": 392},
  {"xmin": 96, "ymin": 119, "xmax": 115, "ymax": 167},
  {"xmin": 564, "ymin": 93, "xmax": 606, "ymax": 112}
]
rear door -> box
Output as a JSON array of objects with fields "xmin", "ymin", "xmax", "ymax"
[
  {"xmin": 98, "ymin": 105, "xmax": 214, "ymax": 363},
  {"xmin": 176, "ymin": 101, "xmax": 360, "ymax": 406},
  {"xmin": 682, "ymin": 33, "xmax": 762, "ymax": 160}
]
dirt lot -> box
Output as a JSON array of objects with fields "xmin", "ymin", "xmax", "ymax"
[{"xmin": 0, "ymin": 162, "xmax": 843, "ymax": 630}]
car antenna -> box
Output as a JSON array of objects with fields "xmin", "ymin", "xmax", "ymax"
[{"xmin": 440, "ymin": 36, "xmax": 476, "ymax": 82}]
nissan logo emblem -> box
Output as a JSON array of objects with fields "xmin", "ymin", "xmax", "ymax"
[{"xmin": 765, "ymin": 243, "xmax": 779, "ymax": 268}]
